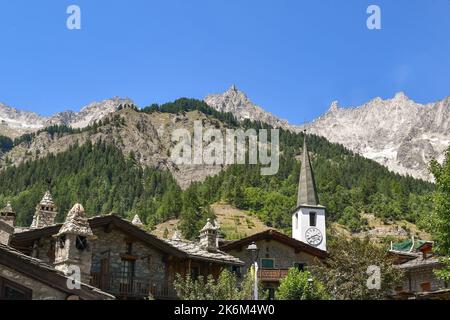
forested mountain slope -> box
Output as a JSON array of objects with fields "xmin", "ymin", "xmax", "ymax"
[{"xmin": 0, "ymin": 99, "xmax": 435, "ymax": 238}]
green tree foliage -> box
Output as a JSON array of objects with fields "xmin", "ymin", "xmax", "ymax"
[
  {"xmin": 429, "ymin": 147, "xmax": 450, "ymax": 282},
  {"xmin": 173, "ymin": 269, "xmax": 265, "ymax": 300},
  {"xmin": 338, "ymin": 206, "xmax": 368, "ymax": 233},
  {"xmin": 141, "ymin": 98, "xmax": 238, "ymax": 127},
  {"xmin": 0, "ymin": 100, "xmax": 434, "ymax": 238},
  {"xmin": 0, "ymin": 141, "xmax": 181, "ymax": 227},
  {"xmin": 312, "ymin": 236, "xmax": 404, "ymax": 300},
  {"xmin": 180, "ymin": 124, "xmax": 433, "ymax": 235},
  {"xmin": 0, "ymin": 135, "xmax": 13, "ymax": 153},
  {"xmin": 276, "ymin": 269, "xmax": 329, "ymax": 300}
]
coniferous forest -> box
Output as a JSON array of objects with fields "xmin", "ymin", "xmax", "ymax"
[{"xmin": 0, "ymin": 100, "xmax": 435, "ymax": 239}]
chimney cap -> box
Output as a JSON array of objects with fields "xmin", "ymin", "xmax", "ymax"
[{"xmin": 56, "ymin": 203, "xmax": 94, "ymax": 238}]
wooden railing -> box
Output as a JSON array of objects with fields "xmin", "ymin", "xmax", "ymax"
[
  {"xmin": 91, "ymin": 273, "xmax": 177, "ymax": 299},
  {"xmin": 258, "ymin": 269, "xmax": 289, "ymax": 281}
]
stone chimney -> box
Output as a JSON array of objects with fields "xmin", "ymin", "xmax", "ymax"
[
  {"xmin": 0, "ymin": 202, "xmax": 16, "ymax": 227},
  {"xmin": 31, "ymin": 191, "xmax": 58, "ymax": 229},
  {"xmin": 0, "ymin": 220, "xmax": 14, "ymax": 245},
  {"xmin": 132, "ymin": 214, "xmax": 144, "ymax": 227},
  {"xmin": 199, "ymin": 219, "xmax": 218, "ymax": 252},
  {"xmin": 54, "ymin": 204, "xmax": 96, "ymax": 283}
]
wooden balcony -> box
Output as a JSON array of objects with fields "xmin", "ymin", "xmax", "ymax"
[
  {"xmin": 258, "ymin": 268, "xmax": 289, "ymax": 282},
  {"xmin": 91, "ymin": 273, "xmax": 177, "ymax": 300}
]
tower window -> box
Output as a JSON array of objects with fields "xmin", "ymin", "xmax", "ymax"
[
  {"xmin": 76, "ymin": 236, "xmax": 87, "ymax": 250},
  {"xmin": 58, "ymin": 235, "xmax": 66, "ymax": 249},
  {"xmin": 309, "ymin": 212, "xmax": 317, "ymax": 227}
]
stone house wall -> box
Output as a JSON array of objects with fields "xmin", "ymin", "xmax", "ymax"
[
  {"xmin": 0, "ymin": 230, "xmax": 10, "ymax": 246},
  {"xmin": 26, "ymin": 226, "xmax": 168, "ymax": 292},
  {"xmin": 31, "ymin": 236, "xmax": 55, "ymax": 264},
  {"xmin": 0, "ymin": 265, "xmax": 67, "ymax": 300},
  {"xmin": 90, "ymin": 228, "xmax": 167, "ymax": 288},
  {"xmin": 227, "ymin": 239, "xmax": 319, "ymax": 274},
  {"xmin": 403, "ymin": 266, "xmax": 447, "ymax": 293}
]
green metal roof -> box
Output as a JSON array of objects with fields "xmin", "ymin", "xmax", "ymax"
[{"xmin": 392, "ymin": 239, "xmax": 428, "ymax": 252}]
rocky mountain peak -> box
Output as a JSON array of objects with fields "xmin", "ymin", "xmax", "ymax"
[
  {"xmin": 301, "ymin": 93, "xmax": 450, "ymax": 181},
  {"xmin": 327, "ymin": 101, "xmax": 340, "ymax": 113},
  {"xmin": 393, "ymin": 91, "xmax": 410, "ymax": 102},
  {"xmin": 0, "ymin": 97, "xmax": 132, "ymax": 137},
  {"xmin": 204, "ymin": 85, "xmax": 291, "ymax": 130}
]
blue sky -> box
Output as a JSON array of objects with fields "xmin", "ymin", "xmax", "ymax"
[{"xmin": 0, "ymin": 0, "xmax": 448, "ymax": 123}]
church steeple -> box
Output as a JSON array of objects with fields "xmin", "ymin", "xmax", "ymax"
[
  {"xmin": 297, "ymin": 133, "xmax": 319, "ymax": 207},
  {"xmin": 292, "ymin": 132, "xmax": 327, "ymax": 251}
]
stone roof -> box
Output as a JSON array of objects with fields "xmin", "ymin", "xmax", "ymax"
[
  {"xmin": 201, "ymin": 218, "xmax": 218, "ymax": 232},
  {"xmin": 132, "ymin": 214, "xmax": 144, "ymax": 227},
  {"xmin": 171, "ymin": 230, "xmax": 182, "ymax": 241},
  {"xmin": 397, "ymin": 253, "xmax": 441, "ymax": 270},
  {"xmin": 163, "ymin": 238, "xmax": 244, "ymax": 266},
  {"xmin": 0, "ymin": 243, "xmax": 114, "ymax": 300},
  {"xmin": 2, "ymin": 202, "xmax": 15, "ymax": 214},
  {"xmin": 297, "ymin": 134, "xmax": 319, "ymax": 207},
  {"xmin": 10, "ymin": 213, "xmax": 243, "ymax": 266},
  {"xmin": 40, "ymin": 191, "xmax": 56, "ymax": 207},
  {"xmin": 57, "ymin": 204, "xmax": 94, "ymax": 237}
]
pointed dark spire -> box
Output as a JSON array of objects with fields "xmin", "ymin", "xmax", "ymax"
[{"xmin": 297, "ymin": 132, "xmax": 319, "ymax": 207}]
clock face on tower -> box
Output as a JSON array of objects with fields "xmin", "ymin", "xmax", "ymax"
[{"xmin": 305, "ymin": 228, "xmax": 323, "ymax": 247}]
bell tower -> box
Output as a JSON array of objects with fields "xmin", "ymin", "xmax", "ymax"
[{"xmin": 292, "ymin": 133, "xmax": 327, "ymax": 251}]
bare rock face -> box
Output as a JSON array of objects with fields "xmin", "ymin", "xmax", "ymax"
[
  {"xmin": 300, "ymin": 93, "xmax": 450, "ymax": 181},
  {"xmin": 0, "ymin": 97, "xmax": 132, "ymax": 138},
  {"xmin": 0, "ymin": 103, "xmax": 47, "ymax": 138},
  {"xmin": 46, "ymin": 97, "xmax": 134, "ymax": 128},
  {"xmin": 205, "ymin": 87, "xmax": 449, "ymax": 181},
  {"xmin": 0, "ymin": 109, "xmax": 225, "ymax": 190},
  {"xmin": 204, "ymin": 85, "xmax": 292, "ymax": 130}
]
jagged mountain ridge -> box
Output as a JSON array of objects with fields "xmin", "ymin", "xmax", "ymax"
[
  {"xmin": 204, "ymin": 85, "xmax": 292, "ymax": 130},
  {"xmin": 1, "ymin": 87, "xmax": 449, "ymax": 181},
  {"xmin": 300, "ymin": 92, "xmax": 450, "ymax": 181},
  {"xmin": 1, "ymin": 108, "xmax": 225, "ymax": 189},
  {"xmin": 0, "ymin": 97, "xmax": 133, "ymax": 138},
  {"xmin": 204, "ymin": 87, "xmax": 450, "ymax": 181}
]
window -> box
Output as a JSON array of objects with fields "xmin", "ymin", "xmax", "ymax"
[
  {"xmin": 191, "ymin": 267, "xmax": 200, "ymax": 279},
  {"xmin": 309, "ymin": 212, "xmax": 317, "ymax": 227},
  {"xmin": 295, "ymin": 213, "xmax": 298, "ymax": 229},
  {"xmin": 0, "ymin": 277, "xmax": 32, "ymax": 300},
  {"xmin": 293, "ymin": 262, "xmax": 306, "ymax": 272},
  {"xmin": 58, "ymin": 235, "xmax": 66, "ymax": 249},
  {"xmin": 261, "ymin": 258, "xmax": 275, "ymax": 269},
  {"xmin": 76, "ymin": 236, "xmax": 87, "ymax": 250},
  {"xmin": 121, "ymin": 260, "xmax": 135, "ymax": 280}
]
